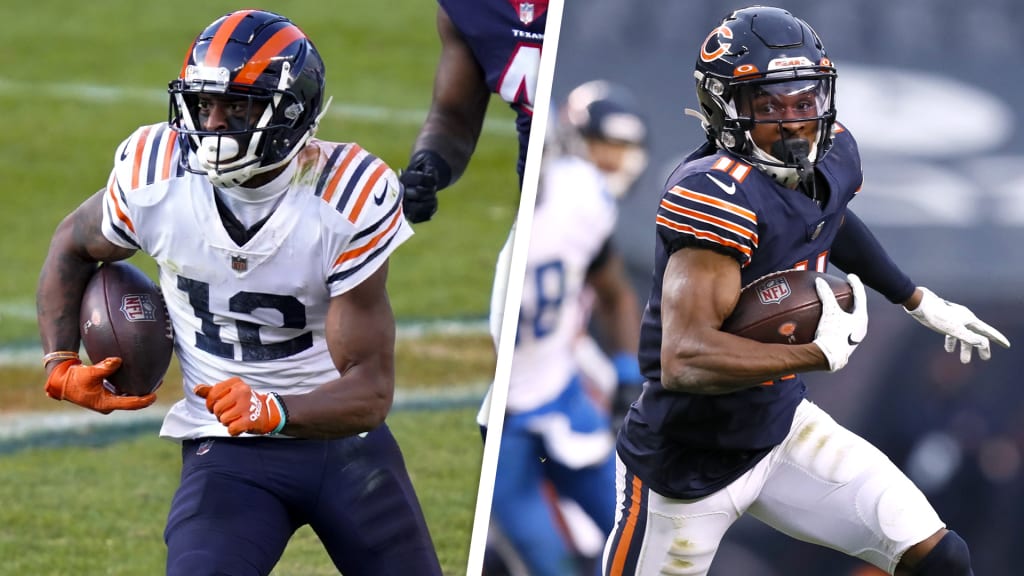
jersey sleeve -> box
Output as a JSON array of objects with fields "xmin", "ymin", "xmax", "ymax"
[
  {"xmin": 321, "ymin": 149, "xmax": 412, "ymax": 297},
  {"xmin": 100, "ymin": 123, "xmax": 182, "ymax": 251},
  {"xmin": 655, "ymin": 160, "xmax": 759, "ymax": 267}
]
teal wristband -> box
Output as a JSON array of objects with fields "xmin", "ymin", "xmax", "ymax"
[{"xmin": 268, "ymin": 392, "xmax": 288, "ymax": 435}]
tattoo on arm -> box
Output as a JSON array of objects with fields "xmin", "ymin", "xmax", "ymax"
[{"xmin": 37, "ymin": 190, "xmax": 135, "ymax": 363}]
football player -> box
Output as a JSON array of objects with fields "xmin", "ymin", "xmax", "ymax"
[
  {"xmin": 603, "ymin": 6, "xmax": 1010, "ymax": 576},
  {"xmin": 488, "ymin": 82, "xmax": 647, "ymax": 575},
  {"xmin": 398, "ymin": 0, "xmax": 549, "ymax": 360},
  {"xmin": 399, "ymin": 0, "xmax": 547, "ymax": 223},
  {"xmin": 35, "ymin": 10, "xmax": 442, "ymax": 575}
]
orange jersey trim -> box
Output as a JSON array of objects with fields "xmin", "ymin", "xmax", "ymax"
[
  {"xmin": 347, "ymin": 162, "xmax": 389, "ymax": 224},
  {"xmin": 669, "ymin": 186, "xmax": 757, "ymax": 224},
  {"xmin": 160, "ymin": 129, "xmax": 178, "ymax": 181},
  {"xmin": 656, "ymin": 215, "xmax": 753, "ymax": 260},
  {"xmin": 130, "ymin": 126, "xmax": 152, "ymax": 190},
  {"xmin": 107, "ymin": 182, "xmax": 135, "ymax": 233},
  {"xmin": 660, "ymin": 198, "xmax": 759, "ymax": 246},
  {"xmin": 322, "ymin": 145, "xmax": 364, "ymax": 203},
  {"xmin": 333, "ymin": 211, "xmax": 402, "ymax": 267}
]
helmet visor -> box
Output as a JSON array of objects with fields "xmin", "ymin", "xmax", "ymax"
[{"xmin": 736, "ymin": 78, "xmax": 832, "ymax": 123}]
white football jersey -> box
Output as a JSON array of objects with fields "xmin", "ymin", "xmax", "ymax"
[
  {"xmin": 507, "ymin": 155, "xmax": 617, "ymax": 413},
  {"xmin": 100, "ymin": 123, "xmax": 412, "ymax": 440}
]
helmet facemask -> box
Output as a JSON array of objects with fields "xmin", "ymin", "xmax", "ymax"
[
  {"xmin": 168, "ymin": 11, "xmax": 329, "ymax": 190},
  {"xmin": 699, "ymin": 70, "xmax": 836, "ymax": 188},
  {"xmin": 690, "ymin": 6, "xmax": 838, "ymax": 188},
  {"xmin": 170, "ymin": 60, "xmax": 320, "ymax": 188}
]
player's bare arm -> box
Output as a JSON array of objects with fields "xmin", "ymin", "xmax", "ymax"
[
  {"xmin": 279, "ymin": 262, "xmax": 396, "ymax": 438},
  {"xmin": 586, "ymin": 251, "xmax": 641, "ymax": 355},
  {"xmin": 411, "ymin": 6, "xmax": 491, "ymax": 184},
  {"xmin": 659, "ymin": 248, "xmax": 828, "ymax": 394},
  {"xmin": 37, "ymin": 189, "xmax": 136, "ymax": 371}
]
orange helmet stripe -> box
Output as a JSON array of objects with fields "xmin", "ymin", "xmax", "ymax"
[
  {"xmin": 235, "ymin": 26, "xmax": 306, "ymax": 85},
  {"xmin": 203, "ymin": 10, "xmax": 254, "ymax": 67},
  {"xmin": 178, "ymin": 39, "xmax": 196, "ymax": 79}
]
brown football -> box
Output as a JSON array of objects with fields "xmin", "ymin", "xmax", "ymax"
[
  {"xmin": 79, "ymin": 261, "xmax": 173, "ymax": 396},
  {"xmin": 720, "ymin": 269, "xmax": 854, "ymax": 345}
]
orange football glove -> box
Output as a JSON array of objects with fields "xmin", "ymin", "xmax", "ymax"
[
  {"xmin": 193, "ymin": 377, "xmax": 287, "ymax": 436},
  {"xmin": 44, "ymin": 358, "xmax": 157, "ymax": 414}
]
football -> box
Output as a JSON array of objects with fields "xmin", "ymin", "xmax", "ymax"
[
  {"xmin": 720, "ymin": 269, "xmax": 854, "ymax": 345},
  {"xmin": 79, "ymin": 261, "xmax": 173, "ymax": 396}
]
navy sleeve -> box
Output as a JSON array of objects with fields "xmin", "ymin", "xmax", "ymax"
[{"xmin": 830, "ymin": 210, "xmax": 916, "ymax": 304}]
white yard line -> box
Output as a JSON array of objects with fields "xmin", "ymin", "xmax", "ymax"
[
  {"xmin": 0, "ymin": 383, "xmax": 488, "ymax": 442},
  {"xmin": 0, "ymin": 76, "xmax": 515, "ymax": 135}
]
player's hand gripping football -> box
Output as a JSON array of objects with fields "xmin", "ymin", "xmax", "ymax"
[
  {"xmin": 905, "ymin": 287, "xmax": 1011, "ymax": 363},
  {"xmin": 399, "ymin": 150, "xmax": 450, "ymax": 223},
  {"xmin": 812, "ymin": 273, "xmax": 868, "ymax": 372},
  {"xmin": 194, "ymin": 377, "xmax": 287, "ymax": 436},
  {"xmin": 45, "ymin": 357, "xmax": 157, "ymax": 414}
]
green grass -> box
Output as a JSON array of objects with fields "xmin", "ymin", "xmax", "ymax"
[
  {"xmin": 0, "ymin": 407, "xmax": 481, "ymax": 576},
  {"xmin": 0, "ymin": 0, "xmax": 520, "ymax": 342},
  {"xmin": 0, "ymin": 1, "xmax": 519, "ymax": 573}
]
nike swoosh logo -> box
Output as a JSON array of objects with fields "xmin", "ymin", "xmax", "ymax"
[
  {"xmin": 848, "ymin": 335, "xmax": 862, "ymax": 345},
  {"xmin": 373, "ymin": 184, "xmax": 388, "ymax": 206},
  {"xmin": 119, "ymin": 142, "xmax": 131, "ymax": 161},
  {"xmin": 706, "ymin": 173, "xmax": 736, "ymax": 195}
]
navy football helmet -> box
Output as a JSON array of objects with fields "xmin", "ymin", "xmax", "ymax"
[
  {"xmin": 690, "ymin": 6, "xmax": 836, "ymax": 185},
  {"xmin": 560, "ymin": 80, "xmax": 649, "ymax": 197},
  {"xmin": 169, "ymin": 10, "xmax": 327, "ymax": 187}
]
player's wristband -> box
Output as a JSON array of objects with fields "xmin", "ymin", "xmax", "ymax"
[
  {"xmin": 612, "ymin": 352, "xmax": 643, "ymax": 386},
  {"xmin": 42, "ymin": 351, "xmax": 80, "ymax": 367},
  {"xmin": 269, "ymin": 392, "xmax": 289, "ymax": 435}
]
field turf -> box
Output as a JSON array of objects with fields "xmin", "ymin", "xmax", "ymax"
[{"xmin": 0, "ymin": 1, "xmax": 521, "ymax": 574}]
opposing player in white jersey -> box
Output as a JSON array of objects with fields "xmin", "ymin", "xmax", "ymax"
[
  {"xmin": 35, "ymin": 10, "xmax": 442, "ymax": 575},
  {"xmin": 487, "ymin": 82, "xmax": 647, "ymax": 576}
]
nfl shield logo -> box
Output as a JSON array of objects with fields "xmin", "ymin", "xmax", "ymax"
[
  {"xmin": 518, "ymin": 2, "xmax": 535, "ymax": 25},
  {"xmin": 231, "ymin": 255, "xmax": 248, "ymax": 272},
  {"xmin": 119, "ymin": 294, "xmax": 156, "ymax": 322},
  {"xmin": 757, "ymin": 277, "xmax": 792, "ymax": 305}
]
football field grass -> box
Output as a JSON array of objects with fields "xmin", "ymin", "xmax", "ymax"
[
  {"xmin": 0, "ymin": 407, "xmax": 483, "ymax": 576},
  {"xmin": 0, "ymin": 0, "xmax": 521, "ymax": 343},
  {"xmin": 0, "ymin": 1, "xmax": 522, "ymax": 574},
  {"xmin": 0, "ymin": 332, "xmax": 495, "ymax": 575}
]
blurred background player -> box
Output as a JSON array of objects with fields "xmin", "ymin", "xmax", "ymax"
[
  {"xmin": 397, "ymin": 0, "xmax": 549, "ymax": 435},
  {"xmin": 557, "ymin": 80, "xmax": 650, "ymax": 428},
  {"xmin": 484, "ymin": 81, "xmax": 647, "ymax": 576},
  {"xmin": 35, "ymin": 10, "xmax": 442, "ymax": 575},
  {"xmin": 604, "ymin": 6, "xmax": 1010, "ymax": 576}
]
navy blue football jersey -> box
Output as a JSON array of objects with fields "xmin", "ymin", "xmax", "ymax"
[
  {"xmin": 618, "ymin": 125, "xmax": 864, "ymax": 499},
  {"xmin": 439, "ymin": 0, "xmax": 547, "ymax": 181}
]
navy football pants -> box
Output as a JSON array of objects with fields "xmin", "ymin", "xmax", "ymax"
[{"xmin": 164, "ymin": 424, "xmax": 441, "ymax": 576}]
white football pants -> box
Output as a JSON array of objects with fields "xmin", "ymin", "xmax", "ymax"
[{"xmin": 602, "ymin": 399, "xmax": 945, "ymax": 575}]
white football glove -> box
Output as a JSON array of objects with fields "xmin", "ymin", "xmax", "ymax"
[
  {"xmin": 905, "ymin": 287, "xmax": 1011, "ymax": 363},
  {"xmin": 812, "ymin": 273, "xmax": 869, "ymax": 372}
]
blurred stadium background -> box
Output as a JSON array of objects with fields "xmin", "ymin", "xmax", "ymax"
[
  {"xmin": 553, "ymin": 0, "xmax": 1024, "ymax": 574},
  {"xmin": 0, "ymin": 1, "xmax": 521, "ymax": 574}
]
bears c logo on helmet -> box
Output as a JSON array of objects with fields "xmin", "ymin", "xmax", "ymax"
[{"xmin": 700, "ymin": 25, "xmax": 733, "ymax": 63}]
